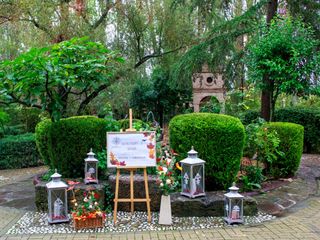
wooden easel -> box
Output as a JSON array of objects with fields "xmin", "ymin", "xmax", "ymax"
[{"xmin": 113, "ymin": 109, "xmax": 151, "ymax": 224}]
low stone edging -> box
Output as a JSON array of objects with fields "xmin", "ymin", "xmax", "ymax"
[{"xmin": 35, "ymin": 174, "xmax": 257, "ymax": 216}]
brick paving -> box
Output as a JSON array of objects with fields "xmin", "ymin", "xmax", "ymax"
[{"xmin": 1, "ymin": 197, "xmax": 319, "ymax": 239}]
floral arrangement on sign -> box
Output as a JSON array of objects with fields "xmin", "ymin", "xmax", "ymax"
[
  {"xmin": 68, "ymin": 182, "xmax": 106, "ymax": 222},
  {"xmin": 156, "ymin": 145, "xmax": 181, "ymax": 196}
]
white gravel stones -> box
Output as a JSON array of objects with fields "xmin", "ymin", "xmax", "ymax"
[{"xmin": 6, "ymin": 211, "xmax": 275, "ymax": 235}]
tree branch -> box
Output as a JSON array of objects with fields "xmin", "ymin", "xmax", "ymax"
[
  {"xmin": 91, "ymin": 2, "xmax": 114, "ymax": 29},
  {"xmin": 134, "ymin": 46, "xmax": 185, "ymax": 68},
  {"xmin": 20, "ymin": 11, "xmax": 53, "ymax": 38},
  {"xmin": 77, "ymin": 84, "xmax": 108, "ymax": 115},
  {"xmin": 8, "ymin": 93, "xmax": 43, "ymax": 109}
]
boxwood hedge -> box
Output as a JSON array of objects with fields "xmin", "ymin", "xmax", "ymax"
[
  {"xmin": 266, "ymin": 122, "xmax": 304, "ymax": 178},
  {"xmin": 0, "ymin": 133, "xmax": 42, "ymax": 169},
  {"xmin": 169, "ymin": 113, "xmax": 245, "ymax": 190},
  {"xmin": 35, "ymin": 116, "xmax": 119, "ymax": 178}
]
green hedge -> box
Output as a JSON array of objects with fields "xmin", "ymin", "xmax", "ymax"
[
  {"xmin": 35, "ymin": 116, "xmax": 119, "ymax": 178},
  {"xmin": 21, "ymin": 108, "xmax": 41, "ymax": 133},
  {"xmin": 35, "ymin": 119, "xmax": 52, "ymax": 166},
  {"xmin": 0, "ymin": 133, "xmax": 42, "ymax": 169},
  {"xmin": 169, "ymin": 113, "xmax": 245, "ymax": 190},
  {"xmin": 242, "ymin": 108, "xmax": 320, "ymax": 153},
  {"xmin": 266, "ymin": 122, "xmax": 304, "ymax": 178}
]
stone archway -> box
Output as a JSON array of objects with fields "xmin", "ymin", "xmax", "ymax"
[{"xmin": 192, "ymin": 64, "xmax": 225, "ymax": 112}]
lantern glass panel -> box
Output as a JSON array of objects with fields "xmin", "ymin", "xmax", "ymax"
[
  {"xmin": 182, "ymin": 164, "xmax": 191, "ymax": 194},
  {"xmin": 225, "ymin": 198, "xmax": 243, "ymax": 222},
  {"xmin": 49, "ymin": 189, "xmax": 67, "ymax": 221},
  {"xmin": 85, "ymin": 162, "xmax": 98, "ymax": 182},
  {"xmin": 192, "ymin": 165, "xmax": 204, "ymax": 195}
]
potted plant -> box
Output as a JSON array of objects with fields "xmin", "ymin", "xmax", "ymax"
[
  {"xmin": 156, "ymin": 145, "xmax": 180, "ymax": 225},
  {"xmin": 70, "ymin": 186, "xmax": 106, "ymax": 230}
]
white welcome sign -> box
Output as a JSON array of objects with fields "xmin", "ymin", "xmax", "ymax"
[{"xmin": 107, "ymin": 131, "xmax": 156, "ymax": 168}]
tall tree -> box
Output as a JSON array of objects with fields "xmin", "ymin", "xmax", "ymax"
[{"xmin": 260, "ymin": 0, "xmax": 278, "ymax": 121}]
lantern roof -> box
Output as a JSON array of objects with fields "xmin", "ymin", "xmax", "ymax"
[
  {"xmin": 46, "ymin": 169, "xmax": 68, "ymax": 189},
  {"xmin": 85, "ymin": 148, "xmax": 98, "ymax": 162},
  {"xmin": 224, "ymin": 182, "xmax": 244, "ymax": 198},
  {"xmin": 180, "ymin": 146, "xmax": 205, "ymax": 164}
]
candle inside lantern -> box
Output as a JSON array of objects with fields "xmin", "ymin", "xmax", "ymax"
[
  {"xmin": 53, "ymin": 198, "xmax": 63, "ymax": 218},
  {"xmin": 231, "ymin": 205, "xmax": 240, "ymax": 219}
]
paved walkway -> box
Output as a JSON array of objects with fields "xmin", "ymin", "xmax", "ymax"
[{"xmin": 0, "ymin": 157, "xmax": 320, "ymax": 239}]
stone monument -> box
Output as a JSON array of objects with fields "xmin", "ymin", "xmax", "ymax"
[{"xmin": 192, "ymin": 64, "xmax": 225, "ymax": 112}]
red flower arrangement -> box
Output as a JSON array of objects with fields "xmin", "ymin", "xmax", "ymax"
[
  {"xmin": 156, "ymin": 145, "xmax": 180, "ymax": 196},
  {"xmin": 68, "ymin": 183, "xmax": 106, "ymax": 229}
]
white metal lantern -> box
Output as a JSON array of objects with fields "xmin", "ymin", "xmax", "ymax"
[
  {"xmin": 180, "ymin": 146, "xmax": 205, "ymax": 198},
  {"xmin": 46, "ymin": 169, "xmax": 69, "ymax": 224},
  {"xmin": 84, "ymin": 148, "xmax": 98, "ymax": 184},
  {"xmin": 224, "ymin": 182, "xmax": 244, "ymax": 224}
]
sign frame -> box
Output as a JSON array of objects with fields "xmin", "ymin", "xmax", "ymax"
[{"xmin": 106, "ymin": 131, "xmax": 156, "ymax": 168}]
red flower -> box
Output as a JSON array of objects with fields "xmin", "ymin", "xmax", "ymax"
[
  {"xmin": 156, "ymin": 158, "xmax": 161, "ymax": 163},
  {"xmin": 158, "ymin": 166, "xmax": 163, "ymax": 171},
  {"xmin": 167, "ymin": 171, "xmax": 172, "ymax": 176},
  {"xmin": 94, "ymin": 193, "xmax": 100, "ymax": 199}
]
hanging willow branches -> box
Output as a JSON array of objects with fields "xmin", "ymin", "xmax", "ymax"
[{"xmin": 170, "ymin": 0, "xmax": 268, "ymax": 90}]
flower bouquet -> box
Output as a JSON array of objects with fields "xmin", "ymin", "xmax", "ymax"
[
  {"xmin": 156, "ymin": 145, "xmax": 180, "ymax": 225},
  {"xmin": 157, "ymin": 146, "xmax": 180, "ymax": 196},
  {"xmin": 70, "ymin": 188, "xmax": 106, "ymax": 230}
]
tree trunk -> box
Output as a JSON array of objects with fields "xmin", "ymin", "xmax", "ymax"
[{"xmin": 260, "ymin": 0, "xmax": 278, "ymax": 121}]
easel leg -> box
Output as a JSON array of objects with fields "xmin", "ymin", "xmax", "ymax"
[
  {"xmin": 143, "ymin": 168, "xmax": 151, "ymax": 223},
  {"xmin": 113, "ymin": 168, "xmax": 120, "ymax": 225},
  {"xmin": 130, "ymin": 169, "xmax": 134, "ymax": 213}
]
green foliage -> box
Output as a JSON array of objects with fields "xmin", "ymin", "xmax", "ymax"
[
  {"xmin": 35, "ymin": 116, "xmax": 119, "ymax": 178},
  {"xmin": 266, "ymin": 122, "xmax": 304, "ymax": 178},
  {"xmin": 171, "ymin": 1, "xmax": 267, "ymax": 90},
  {"xmin": 0, "ymin": 109, "xmax": 10, "ymax": 130},
  {"xmin": 129, "ymin": 67, "xmax": 191, "ymax": 124},
  {"xmin": 200, "ymin": 96, "xmax": 221, "ymax": 113},
  {"xmin": 244, "ymin": 118, "xmax": 283, "ymax": 170},
  {"xmin": 35, "ymin": 119, "xmax": 52, "ymax": 166},
  {"xmin": 169, "ymin": 113, "xmax": 245, "ymax": 190},
  {"xmin": 104, "ymin": 183, "xmax": 114, "ymax": 213},
  {"xmin": 246, "ymin": 17, "xmax": 320, "ymax": 117},
  {"xmin": 274, "ymin": 108, "xmax": 320, "ymax": 153},
  {"xmin": 241, "ymin": 165, "xmax": 265, "ymax": 192},
  {"xmin": 21, "ymin": 108, "xmax": 41, "ymax": 133},
  {"xmin": 117, "ymin": 119, "xmax": 148, "ymax": 131},
  {"xmin": 96, "ymin": 150, "xmax": 108, "ymax": 180},
  {"xmin": 0, "ymin": 37, "xmax": 124, "ymax": 121},
  {"xmin": 0, "ymin": 133, "xmax": 42, "ymax": 169},
  {"xmin": 242, "ymin": 108, "xmax": 320, "ymax": 153},
  {"xmin": 3, "ymin": 124, "xmax": 26, "ymax": 136}
]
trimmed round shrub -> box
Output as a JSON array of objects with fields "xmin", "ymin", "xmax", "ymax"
[
  {"xmin": 274, "ymin": 108, "xmax": 320, "ymax": 153},
  {"xmin": 169, "ymin": 113, "xmax": 245, "ymax": 190},
  {"xmin": 0, "ymin": 133, "xmax": 42, "ymax": 169},
  {"xmin": 35, "ymin": 116, "xmax": 119, "ymax": 178},
  {"xmin": 242, "ymin": 108, "xmax": 320, "ymax": 153},
  {"xmin": 266, "ymin": 122, "xmax": 304, "ymax": 178}
]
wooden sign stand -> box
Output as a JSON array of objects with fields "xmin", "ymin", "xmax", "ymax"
[{"xmin": 113, "ymin": 109, "xmax": 151, "ymax": 224}]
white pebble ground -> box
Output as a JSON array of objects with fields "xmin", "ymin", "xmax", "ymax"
[{"xmin": 7, "ymin": 211, "xmax": 276, "ymax": 235}]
